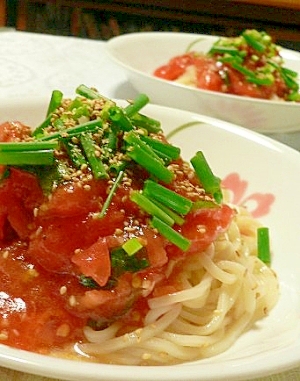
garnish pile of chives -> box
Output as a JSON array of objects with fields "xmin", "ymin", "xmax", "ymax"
[
  {"xmin": 0, "ymin": 85, "xmax": 223, "ymax": 252},
  {"xmin": 208, "ymin": 29, "xmax": 300, "ymax": 101}
]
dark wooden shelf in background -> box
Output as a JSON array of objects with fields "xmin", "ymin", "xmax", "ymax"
[{"xmin": 13, "ymin": 0, "xmax": 300, "ymax": 43}]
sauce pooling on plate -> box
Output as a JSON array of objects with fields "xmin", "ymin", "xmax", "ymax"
[{"xmin": 154, "ymin": 29, "xmax": 300, "ymax": 101}]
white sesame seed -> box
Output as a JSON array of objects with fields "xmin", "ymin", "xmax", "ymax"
[{"xmin": 60, "ymin": 286, "xmax": 67, "ymax": 295}]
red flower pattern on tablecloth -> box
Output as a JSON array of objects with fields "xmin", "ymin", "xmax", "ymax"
[{"xmin": 222, "ymin": 173, "xmax": 275, "ymax": 218}]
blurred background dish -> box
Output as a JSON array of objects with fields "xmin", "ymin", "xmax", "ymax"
[{"xmin": 106, "ymin": 31, "xmax": 300, "ymax": 134}]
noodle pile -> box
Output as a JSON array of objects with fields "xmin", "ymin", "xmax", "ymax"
[{"xmin": 76, "ymin": 204, "xmax": 279, "ymax": 365}]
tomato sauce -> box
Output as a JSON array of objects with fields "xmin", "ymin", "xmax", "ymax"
[{"xmin": 0, "ymin": 120, "xmax": 234, "ymax": 354}]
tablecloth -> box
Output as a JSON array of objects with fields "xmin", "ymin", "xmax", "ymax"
[{"xmin": 0, "ymin": 28, "xmax": 299, "ymax": 381}]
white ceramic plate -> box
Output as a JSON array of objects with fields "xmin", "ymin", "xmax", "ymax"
[
  {"xmin": 106, "ymin": 32, "xmax": 300, "ymax": 133},
  {"xmin": 0, "ymin": 99, "xmax": 300, "ymax": 381}
]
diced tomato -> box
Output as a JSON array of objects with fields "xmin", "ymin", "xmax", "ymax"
[
  {"xmin": 28, "ymin": 207, "xmax": 125, "ymax": 273},
  {"xmin": 143, "ymin": 227, "xmax": 168, "ymax": 267},
  {"xmin": 72, "ymin": 238, "xmax": 111, "ymax": 287},
  {"xmin": 168, "ymin": 205, "xmax": 234, "ymax": 258},
  {"xmin": 38, "ymin": 180, "xmax": 107, "ymax": 218},
  {"xmin": 71, "ymin": 274, "xmax": 135, "ymax": 320},
  {"xmin": 195, "ymin": 57, "xmax": 224, "ymax": 92},
  {"xmin": 154, "ymin": 53, "xmax": 195, "ymax": 80},
  {"xmin": 0, "ymin": 121, "xmax": 31, "ymax": 142},
  {"xmin": 0, "ymin": 168, "xmax": 44, "ymax": 240}
]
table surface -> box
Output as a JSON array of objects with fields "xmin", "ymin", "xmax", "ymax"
[{"xmin": 0, "ymin": 28, "xmax": 299, "ymax": 381}]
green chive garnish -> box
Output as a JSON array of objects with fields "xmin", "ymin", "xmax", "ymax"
[
  {"xmin": 32, "ymin": 114, "xmax": 52, "ymax": 138},
  {"xmin": 130, "ymin": 113, "xmax": 161, "ymax": 133},
  {"xmin": 46, "ymin": 89, "xmax": 63, "ymax": 116},
  {"xmin": 209, "ymin": 46, "xmax": 240, "ymax": 56},
  {"xmin": 80, "ymin": 133, "xmax": 107, "ymax": 179},
  {"xmin": 124, "ymin": 94, "xmax": 149, "ymax": 117},
  {"xmin": 130, "ymin": 191, "xmax": 174, "ymax": 226},
  {"xmin": 61, "ymin": 138, "xmax": 87, "ymax": 168},
  {"xmin": 151, "ymin": 216, "xmax": 191, "ymax": 251},
  {"xmin": 0, "ymin": 150, "xmax": 55, "ymax": 165},
  {"xmin": 0, "ymin": 142, "xmax": 57, "ymax": 151},
  {"xmin": 76, "ymin": 84, "xmax": 107, "ymax": 100},
  {"xmin": 148, "ymin": 197, "xmax": 185, "ymax": 226},
  {"xmin": 97, "ymin": 170, "xmax": 124, "ymax": 218},
  {"xmin": 191, "ymin": 151, "xmax": 222, "ymax": 204},
  {"xmin": 257, "ymin": 227, "xmax": 271, "ymax": 265},
  {"xmin": 122, "ymin": 237, "xmax": 143, "ymax": 256},
  {"xmin": 39, "ymin": 119, "xmax": 103, "ymax": 141},
  {"xmin": 0, "ymin": 141, "xmax": 58, "ymax": 165},
  {"xmin": 127, "ymin": 144, "xmax": 173, "ymax": 184},
  {"xmin": 242, "ymin": 30, "xmax": 266, "ymax": 52},
  {"xmin": 108, "ymin": 106, "xmax": 133, "ymax": 131},
  {"xmin": 140, "ymin": 135, "xmax": 180, "ymax": 160},
  {"xmin": 143, "ymin": 179, "xmax": 192, "ymax": 215}
]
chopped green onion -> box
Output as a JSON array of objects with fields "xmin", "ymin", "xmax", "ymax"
[
  {"xmin": 61, "ymin": 138, "xmax": 87, "ymax": 168},
  {"xmin": 108, "ymin": 106, "xmax": 133, "ymax": 131},
  {"xmin": 39, "ymin": 119, "xmax": 103, "ymax": 141},
  {"xmin": 257, "ymin": 227, "xmax": 271, "ymax": 264},
  {"xmin": 79, "ymin": 275, "xmax": 100, "ymax": 289},
  {"xmin": 151, "ymin": 216, "xmax": 191, "ymax": 252},
  {"xmin": 0, "ymin": 141, "xmax": 58, "ymax": 151},
  {"xmin": 282, "ymin": 66, "xmax": 298, "ymax": 78},
  {"xmin": 127, "ymin": 144, "xmax": 173, "ymax": 184},
  {"xmin": 130, "ymin": 191, "xmax": 174, "ymax": 226},
  {"xmin": 124, "ymin": 94, "xmax": 149, "ymax": 117},
  {"xmin": 46, "ymin": 89, "xmax": 63, "ymax": 117},
  {"xmin": 80, "ymin": 133, "xmax": 107, "ymax": 179},
  {"xmin": 209, "ymin": 46, "xmax": 241, "ymax": 56},
  {"xmin": 140, "ymin": 135, "xmax": 180, "ymax": 160},
  {"xmin": 0, "ymin": 150, "xmax": 55, "ymax": 165},
  {"xmin": 76, "ymin": 84, "xmax": 106, "ymax": 100},
  {"xmin": 192, "ymin": 199, "xmax": 219, "ymax": 210},
  {"xmin": 148, "ymin": 197, "xmax": 185, "ymax": 226},
  {"xmin": 122, "ymin": 237, "xmax": 143, "ymax": 256},
  {"xmin": 143, "ymin": 179, "xmax": 193, "ymax": 215},
  {"xmin": 97, "ymin": 170, "xmax": 124, "ymax": 218},
  {"xmin": 0, "ymin": 141, "xmax": 58, "ymax": 166},
  {"xmin": 242, "ymin": 30, "xmax": 266, "ymax": 52},
  {"xmin": 32, "ymin": 114, "xmax": 52, "ymax": 137},
  {"xmin": 191, "ymin": 151, "xmax": 223, "ymax": 204},
  {"xmin": 246, "ymin": 74, "xmax": 274, "ymax": 86},
  {"xmin": 130, "ymin": 113, "xmax": 161, "ymax": 133},
  {"xmin": 110, "ymin": 247, "xmax": 149, "ymax": 277},
  {"xmin": 124, "ymin": 131, "xmax": 163, "ymax": 164}
]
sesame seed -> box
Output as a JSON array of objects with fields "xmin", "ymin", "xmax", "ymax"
[
  {"xmin": 60, "ymin": 286, "xmax": 67, "ymax": 295},
  {"xmin": 35, "ymin": 226, "xmax": 43, "ymax": 236},
  {"xmin": 2, "ymin": 250, "xmax": 9, "ymax": 259},
  {"xmin": 69, "ymin": 295, "xmax": 77, "ymax": 307},
  {"xmin": 56, "ymin": 323, "xmax": 70, "ymax": 337},
  {"xmin": 0, "ymin": 331, "xmax": 8, "ymax": 341}
]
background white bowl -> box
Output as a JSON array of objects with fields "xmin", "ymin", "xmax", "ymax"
[{"xmin": 106, "ymin": 32, "xmax": 300, "ymax": 134}]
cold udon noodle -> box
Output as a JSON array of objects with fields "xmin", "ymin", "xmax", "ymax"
[{"xmin": 75, "ymin": 204, "xmax": 279, "ymax": 365}]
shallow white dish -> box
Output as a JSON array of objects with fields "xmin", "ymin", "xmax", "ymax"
[
  {"xmin": 106, "ymin": 31, "xmax": 300, "ymax": 133},
  {"xmin": 0, "ymin": 98, "xmax": 300, "ymax": 381}
]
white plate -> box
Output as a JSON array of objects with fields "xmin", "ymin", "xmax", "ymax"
[
  {"xmin": 106, "ymin": 32, "xmax": 300, "ymax": 133},
  {"xmin": 0, "ymin": 98, "xmax": 300, "ymax": 381}
]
